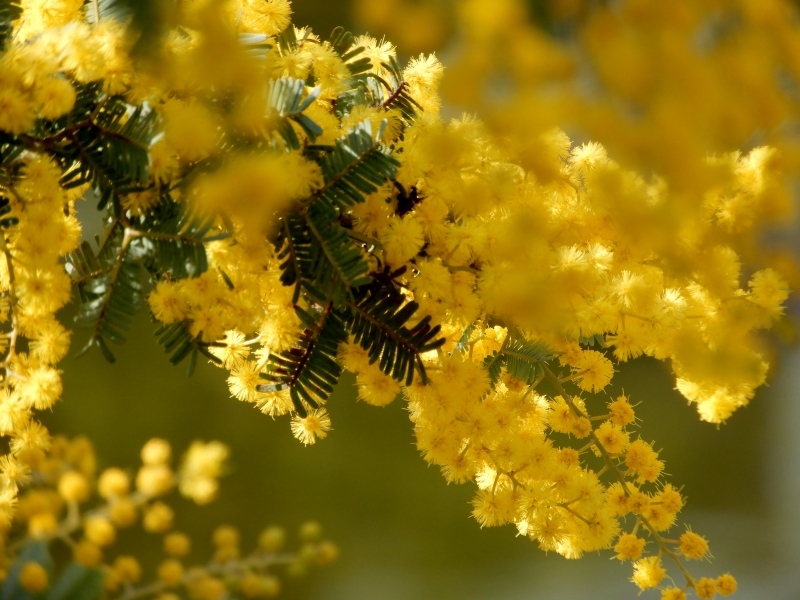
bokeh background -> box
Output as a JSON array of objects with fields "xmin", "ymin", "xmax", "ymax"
[{"xmin": 43, "ymin": 1, "xmax": 800, "ymax": 598}]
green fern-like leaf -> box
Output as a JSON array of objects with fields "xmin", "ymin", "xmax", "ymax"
[
  {"xmin": 375, "ymin": 56, "xmax": 422, "ymax": 121},
  {"xmin": 84, "ymin": 0, "xmax": 130, "ymax": 23},
  {"xmin": 240, "ymin": 31, "xmax": 272, "ymax": 60},
  {"xmin": 483, "ymin": 351, "xmax": 505, "ymax": 387},
  {"xmin": 259, "ymin": 303, "xmax": 348, "ymax": 417},
  {"xmin": 57, "ymin": 94, "xmax": 158, "ymax": 211},
  {"xmin": 2, "ymin": 540, "xmax": 53, "ymax": 600},
  {"xmin": 0, "ymin": 0, "xmax": 21, "ymax": 51},
  {"xmin": 481, "ymin": 336, "xmax": 554, "ymax": 387},
  {"xmin": 275, "ymin": 201, "xmax": 371, "ymax": 308},
  {"xmin": 71, "ymin": 230, "xmax": 143, "ymax": 363},
  {"xmin": 45, "ymin": 562, "xmax": 106, "ymax": 600},
  {"xmin": 133, "ymin": 196, "xmax": 216, "ymax": 280},
  {"xmin": 344, "ymin": 287, "xmax": 446, "ymax": 386},
  {"xmin": 329, "ymin": 26, "xmax": 372, "ymax": 77},
  {"xmin": 304, "ymin": 201, "xmax": 372, "ymax": 306},
  {"xmin": 266, "ymin": 77, "xmax": 323, "ymax": 150},
  {"xmin": 307, "ymin": 119, "xmax": 399, "ymax": 210},
  {"xmin": 154, "ymin": 322, "xmax": 223, "ymax": 376}
]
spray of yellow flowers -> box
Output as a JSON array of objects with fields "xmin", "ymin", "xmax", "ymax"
[{"xmin": 0, "ymin": 0, "xmax": 797, "ymax": 598}]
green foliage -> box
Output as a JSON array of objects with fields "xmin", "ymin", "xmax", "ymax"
[
  {"xmin": 154, "ymin": 321, "xmax": 223, "ymax": 376},
  {"xmin": 2, "ymin": 541, "xmax": 105, "ymax": 600},
  {"xmin": 309, "ymin": 119, "xmax": 399, "ymax": 210},
  {"xmin": 376, "ymin": 57, "xmax": 422, "ymax": 121},
  {"xmin": 345, "ymin": 288, "xmax": 446, "ymax": 385},
  {"xmin": 2, "ymin": 541, "xmax": 52, "ymax": 600},
  {"xmin": 266, "ymin": 77, "xmax": 323, "ymax": 150},
  {"xmin": 45, "ymin": 563, "xmax": 105, "ymax": 600},
  {"xmin": 484, "ymin": 337, "xmax": 555, "ymax": 386},
  {"xmin": 84, "ymin": 0, "xmax": 130, "ymax": 24},
  {"xmin": 70, "ymin": 228, "xmax": 144, "ymax": 363},
  {"xmin": 239, "ymin": 31, "xmax": 271, "ymax": 60},
  {"xmin": 0, "ymin": 194, "xmax": 18, "ymax": 229},
  {"xmin": 134, "ymin": 197, "xmax": 217, "ymax": 280},
  {"xmin": 329, "ymin": 26, "xmax": 372, "ymax": 77},
  {"xmin": 259, "ymin": 303, "xmax": 348, "ymax": 417},
  {"xmin": 0, "ymin": 0, "xmax": 20, "ymax": 52},
  {"xmin": 53, "ymin": 87, "xmax": 157, "ymax": 211},
  {"xmin": 304, "ymin": 200, "xmax": 372, "ymax": 306}
]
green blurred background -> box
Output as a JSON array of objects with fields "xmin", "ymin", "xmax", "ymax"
[{"xmin": 42, "ymin": 1, "xmax": 800, "ymax": 598}]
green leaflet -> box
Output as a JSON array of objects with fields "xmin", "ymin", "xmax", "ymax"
[
  {"xmin": 54, "ymin": 89, "xmax": 157, "ymax": 211},
  {"xmin": 345, "ymin": 288, "xmax": 446, "ymax": 386},
  {"xmin": 266, "ymin": 77, "xmax": 323, "ymax": 150},
  {"xmin": 259, "ymin": 303, "xmax": 348, "ymax": 417},
  {"xmin": 483, "ymin": 337, "xmax": 555, "ymax": 387},
  {"xmin": 0, "ymin": 0, "xmax": 20, "ymax": 52},
  {"xmin": 154, "ymin": 322, "xmax": 223, "ymax": 376},
  {"xmin": 134, "ymin": 196, "xmax": 216, "ymax": 280},
  {"xmin": 308, "ymin": 119, "xmax": 400, "ymax": 211}
]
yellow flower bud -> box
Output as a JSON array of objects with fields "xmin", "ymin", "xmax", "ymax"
[
  {"xmin": 136, "ymin": 464, "xmax": 173, "ymax": 497},
  {"xmin": 113, "ymin": 556, "xmax": 141, "ymax": 583},
  {"xmin": 98, "ymin": 468, "xmax": 130, "ymax": 499},
  {"xmin": 84, "ymin": 516, "xmax": 116, "ymax": 547},
  {"xmin": 158, "ymin": 559, "xmax": 184, "ymax": 587},
  {"xmin": 143, "ymin": 502, "xmax": 174, "ymax": 533},
  {"xmin": 258, "ymin": 526, "xmax": 284, "ymax": 553},
  {"xmin": 109, "ymin": 497, "xmax": 138, "ymax": 528},
  {"xmin": 212, "ymin": 525, "xmax": 239, "ymax": 549},
  {"xmin": 28, "ymin": 512, "xmax": 58, "ymax": 538},
  {"xmin": 315, "ymin": 540, "xmax": 339, "ymax": 565},
  {"xmin": 141, "ymin": 439, "xmax": 172, "ymax": 465},
  {"xmin": 74, "ymin": 540, "xmax": 103, "ymax": 568},
  {"xmin": 164, "ymin": 532, "xmax": 191, "ymax": 557},
  {"xmin": 298, "ymin": 521, "xmax": 321, "ymax": 541},
  {"xmin": 19, "ymin": 562, "xmax": 48, "ymax": 593},
  {"xmin": 57, "ymin": 471, "xmax": 90, "ymax": 503}
]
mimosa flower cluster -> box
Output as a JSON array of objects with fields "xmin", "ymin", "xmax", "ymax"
[
  {"xmin": 0, "ymin": 0, "xmax": 794, "ymax": 598},
  {"xmin": 1, "ymin": 435, "xmax": 336, "ymax": 600}
]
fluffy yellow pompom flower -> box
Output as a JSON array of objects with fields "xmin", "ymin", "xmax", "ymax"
[
  {"xmin": 0, "ymin": 87, "xmax": 34, "ymax": 134},
  {"xmin": 380, "ymin": 216, "xmax": 426, "ymax": 267},
  {"xmin": 695, "ymin": 577, "xmax": 717, "ymax": 599},
  {"xmin": 624, "ymin": 439, "xmax": 664, "ymax": 483},
  {"xmin": 716, "ymin": 573, "xmax": 737, "ymax": 596},
  {"xmin": 356, "ymin": 366, "xmax": 400, "ymax": 407},
  {"xmin": 574, "ymin": 350, "xmax": 614, "ymax": 392},
  {"xmin": 631, "ymin": 556, "xmax": 666, "ymax": 590},
  {"xmin": 141, "ymin": 438, "xmax": 172, "ymax": 465},
  {"xmin": 291, "ymin": 408, "xmax": 332, "ymax": 445},
  {"xmin": 143, "ymin": 502, "xmax": 175, "ymax": 533},
  {"xmin": 679, "ymin": 530, "xmax": 710, "ymax": 559},
  {"xmin": 240, "ymin": 0, "xmax": 292, "ymax": 35},
  {"xmin": 748, "ymin": 268, "xmax": 789, "ymax": 320},
  {"xmin": 161, "ymin": 99, "xmax": 220, "ymax": 163},
  {"xmin": 35, "ymin": 76, "xmax": 76, "ymax": 120},
  {"xmin": 158, "ymin": 559, "xmax": 184, "ymax": 587},
  {"xmin": 613, "ymin": 533, "xmax": 645, "ymax": 561}
]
